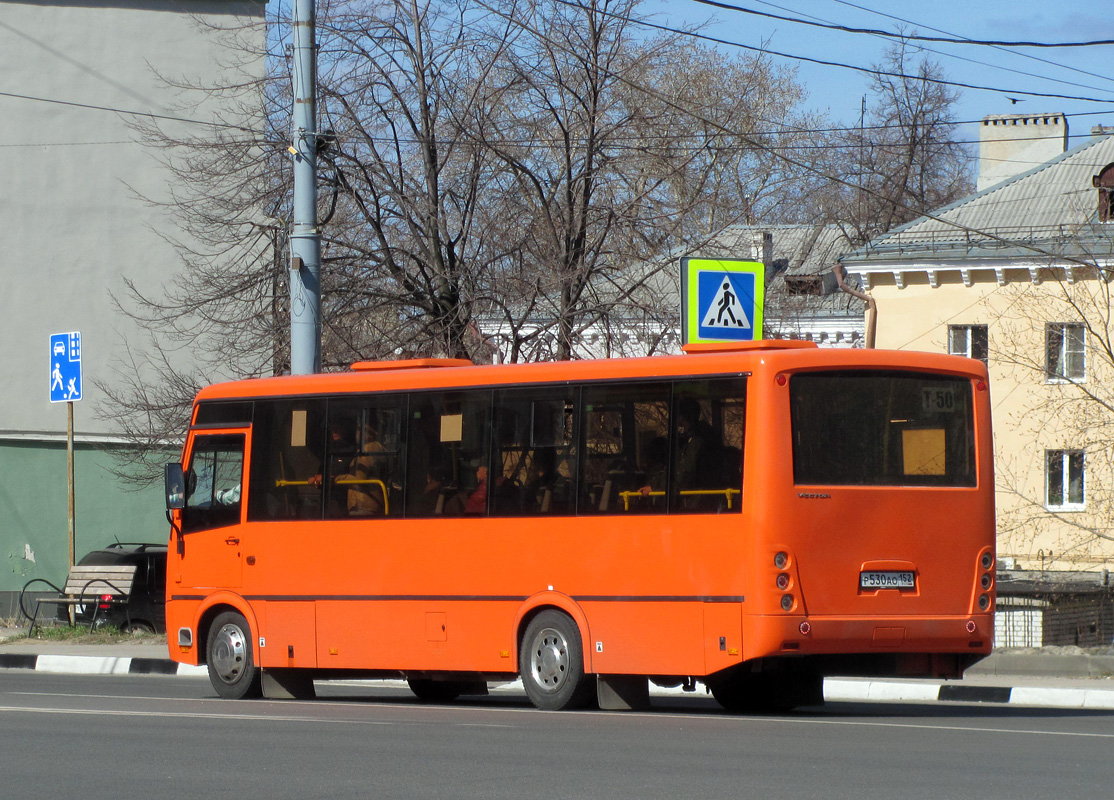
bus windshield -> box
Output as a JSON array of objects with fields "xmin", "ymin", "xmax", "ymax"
[{"xmin": 790, "ymin": 370, "xmax": 976, "ymax": 487}]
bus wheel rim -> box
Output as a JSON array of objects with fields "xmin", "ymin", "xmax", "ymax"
[
  {"xmin": 211, "ymin": 622, "xmax": 247, "ymax": 685},
  {"xmin": 529, "ymin": 627, "xmax": 569, "ymax": 692}
]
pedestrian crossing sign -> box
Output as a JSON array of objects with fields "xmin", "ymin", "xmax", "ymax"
[{"xmin": 680, "ymin": 259, "xmax": 764, "ymax": 344}]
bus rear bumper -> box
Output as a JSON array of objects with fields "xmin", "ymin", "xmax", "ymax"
[{"xmin": 743, "ymin": 614, "xmax": 993, "ymax": 676}]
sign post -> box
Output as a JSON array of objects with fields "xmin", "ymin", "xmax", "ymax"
[
  {"xmin": 680, "ymin": 259, "xmax": 765, "ymax": 345},
  {"xmin": 49, "ymin": 332, "xmax": 82, "ymax": 572}
]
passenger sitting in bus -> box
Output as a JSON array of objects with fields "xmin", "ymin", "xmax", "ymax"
[
  {"xmin": 284, "ymin": 445, "xmax": 324, "ymax": 519},
  {"xmin": 637, "ymin": 436, "xmax": 669, "ymax": 500},
  {"xmin": 312, "ymin": 421, "xmax": 352, "ymax": 511},
  {"xmin": 412, "ymin": 467, "xmax": 446, "ymax": 515},
  {"xmin": 444, "ymin": 464, "xmax": 489, "ymax": 515},
  {"xmin": 463, "ymin": 465, "xmax": 489, "ymax": 514},
  {"xmin": 527, "ymin": 448, "xmax": 565, "ymax": 512},
  {"xmin": 343, "ymin": 422, "xmax": 386, "ymax": 515},
  {"xmin": 676, "ymin": 398, "xmax": 719, "ymax": 507}
]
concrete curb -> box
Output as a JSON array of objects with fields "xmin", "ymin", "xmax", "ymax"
[
  {"xmin": 3, "ymin": 651, "xmax": 1114, "ymax": 709},
  {"xmin": 822, "ymin": 678, "xmax": 1114, "ymax": 709},
  {"xmin": 0, "ymin": 652, "xmax": 206, "ymax": 678}
]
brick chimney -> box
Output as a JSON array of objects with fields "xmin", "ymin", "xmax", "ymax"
[{"xmin": 978, "ymin": 113, "xmax": 1068, "ymax": 192}]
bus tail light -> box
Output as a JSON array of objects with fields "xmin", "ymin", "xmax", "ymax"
[
  {"xmin": 773, "ymin": 551, "xmax": 801, "ymax": 613},
  {"xmin": 975, "ymin": 548, "xmax": 995, "ymax": 613},
  {"xmin": 966, "ymin": 620, "xmax": 977, "ymax": 634},
  {"xmin": 98, "ymin": 594, "xmax": 113, "ymax": 611},
  {"xmin": 799, "ymin": 621, "xmax": 811, "ymax": 635}
]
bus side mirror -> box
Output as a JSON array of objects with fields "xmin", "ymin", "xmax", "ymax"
[{"xmin": 165, "ymin": 463, "xmax": 186, "ymax": 510}]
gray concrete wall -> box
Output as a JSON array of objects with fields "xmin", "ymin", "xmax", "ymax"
[
  {"xmin": 0, "ymin": 0, "xmax": 265, "ymax": 439},
  {"xmin": 0, "ymin": 0, "xmax": 265, "ymax": 597}
]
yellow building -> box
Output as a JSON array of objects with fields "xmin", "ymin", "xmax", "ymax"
[{"xmin": 841, "ymin": 128, "xmax": 1114, "ymax": 573}]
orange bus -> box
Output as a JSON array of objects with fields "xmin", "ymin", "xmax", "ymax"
[{"xmin": 163, "ymin": 341, "xmax": 995, "ymax": 711}]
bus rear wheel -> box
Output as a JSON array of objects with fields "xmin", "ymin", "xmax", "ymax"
[
  {"xmin": 206, "ymin": 611, "xmax": 262, "ymax": 700},
  {"xmin": 519, "ymin": 610, "xmax": 593, "ymax": 711}
]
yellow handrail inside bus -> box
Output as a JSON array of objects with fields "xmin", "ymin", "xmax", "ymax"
[
  {"xmin": 275, "ymin": 478, "xmax": 389, "ymax": 515},
  {"xmin": 619, "ymin": 488, "xmax": 740, "ymax": 511}
]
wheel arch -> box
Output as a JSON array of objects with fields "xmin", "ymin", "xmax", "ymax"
[
  {"xmin": 512, "ymin": 592, "xmax": 593, "ymax": 673},
  {"xmin": 193, "ymin": 593, "xmax": 260, "ymax": 666}
]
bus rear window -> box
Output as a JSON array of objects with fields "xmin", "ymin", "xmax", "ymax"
[{"xmin": 790, "ymin": 371, "xmax": 976, "ymax": 487}]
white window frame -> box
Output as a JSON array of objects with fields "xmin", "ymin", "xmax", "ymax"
[
  {"xmin": 948, "ymin": 324, "xmax": 988, "ymax": 363},
  {"xmin": 1045, "ymin": 323, "xmax": 1085, "ymax": 383},
  {"xmin": 1046, "ymin": 449, "xmax": 1085, "ymax": 511}
]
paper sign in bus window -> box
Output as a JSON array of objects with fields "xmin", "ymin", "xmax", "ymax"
[
  {"xmin": 290, "ymin": 409, "xmax": 307, "ymax": 447},
  {"xmin": 902, "ymin": 428, "xmax": 946, "ymax": 476},
  {"xmin": 440, "ymin": 413, "xmax": 463, "ymax": 443}
]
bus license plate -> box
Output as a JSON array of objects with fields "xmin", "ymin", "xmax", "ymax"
[{"xmin": 860, "ymin": 571, "xmax": 915, "ymax": 589}]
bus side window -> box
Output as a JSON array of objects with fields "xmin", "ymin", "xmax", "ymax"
[
  {"xmin": 491, "ymin": 387, "xmax": 577, "ymax": 517},
  {"xmin": 580, "ymin": 382, "xmax": 670, "ymax": 515},
  {"xmin": 406, "ymin": 391, "xmax": 491, "ymax": 517},
  {"xmin": 671, "ymin": 378, "xmax": 746, "ymax": 514},
  {"xmin": 247, "ymin": 399, "xmax": 327, "ymax": 521},
  {"xmin": 325, "ymin": 397, "xmax": 406, "ymax": 519}
]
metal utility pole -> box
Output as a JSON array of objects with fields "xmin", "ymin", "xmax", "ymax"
[{"xmin": 289, "ymin": 0, "xmax": 321, "ymax": 375}]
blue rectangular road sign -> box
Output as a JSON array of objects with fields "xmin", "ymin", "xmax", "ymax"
[{"xmin": 49, "ymin": 332, "xmax": 82, "ymax": 403}]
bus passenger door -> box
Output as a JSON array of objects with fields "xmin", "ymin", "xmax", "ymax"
[{"xmin": 175, "ymin": 432, "xmax": 248, "ymax": 591}]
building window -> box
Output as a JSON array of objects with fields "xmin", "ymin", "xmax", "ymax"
[
  {"xmin": 1046, "ymin": 449, "xmax": 1084, "ymax": 510},
  {"xmin": 1046, "ymin": 323, "xmax": 1085, "ymax": 381},
  {"xmin": 948, "ymin": 324, "xmax": 988, "ymax": 363}
]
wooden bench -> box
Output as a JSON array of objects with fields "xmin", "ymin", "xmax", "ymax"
[{"xmin": 20, "ymin": 564, "xmax": 137, "ymax": 634}]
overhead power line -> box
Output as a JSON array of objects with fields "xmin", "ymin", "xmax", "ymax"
[
  {"xmin": 505, "ymin": 0, "xmax": 1114, "ymax": 273},
  {"xmin": 689, "ymin": 0, "xmax": 1114, "ymax": 48},
  {"xmin": 815, "ymin": 0, "xmax": 1114, "ymax": 90},
  {"xmin": 546, "ymin": 0, "xmax": 1114, "ymax": 104},
  {"xmin": 0, "ymin": 89, "xmax": 262, "ymax": 134}
]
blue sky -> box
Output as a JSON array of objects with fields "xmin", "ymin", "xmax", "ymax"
[{"xmin": 645, "ymin": 0, "xmax": 1114, "ymax": 151}]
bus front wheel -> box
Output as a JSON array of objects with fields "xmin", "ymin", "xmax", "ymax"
[
  {"xmin": 206, "ymin": 611, "xmax": 263, "ymax": 700},
  {"xmin": 519, "ymin": 610, "xmax": 593, "ymax": 711}
]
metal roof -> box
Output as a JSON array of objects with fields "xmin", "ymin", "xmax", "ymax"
[{"xmin": 842, "ymin": 134, "xmax": 1114, "ymax": 265}]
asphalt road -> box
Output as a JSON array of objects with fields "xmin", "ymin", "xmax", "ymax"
[{"xmin": 4, "ymin": 672, "xmax": 1114, "ymax": 799}]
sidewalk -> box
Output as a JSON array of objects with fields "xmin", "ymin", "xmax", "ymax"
[{"xmin": 2, "ymin": 626, "xmax": 1113, "ymax": 709}]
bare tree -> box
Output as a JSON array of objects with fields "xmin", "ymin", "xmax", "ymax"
[
  {"xmin": 476, "ymin": 0, "xmax": 819, "ymax": 359},
  {"xmin": 101, "ymin": 0, "xmax": 820, "ymax": 479},
  {"xmin": 312, "ymin": 0, "xmax": 524, "ymax": 362},
  {"xmin": 819, "ymin": 41, "xmax": 973, "ymax": 244}
]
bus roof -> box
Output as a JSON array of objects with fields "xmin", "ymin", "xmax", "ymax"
[{"xmin": 193, "ymin": 341, "xmax": 988, "ymax": 403}]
